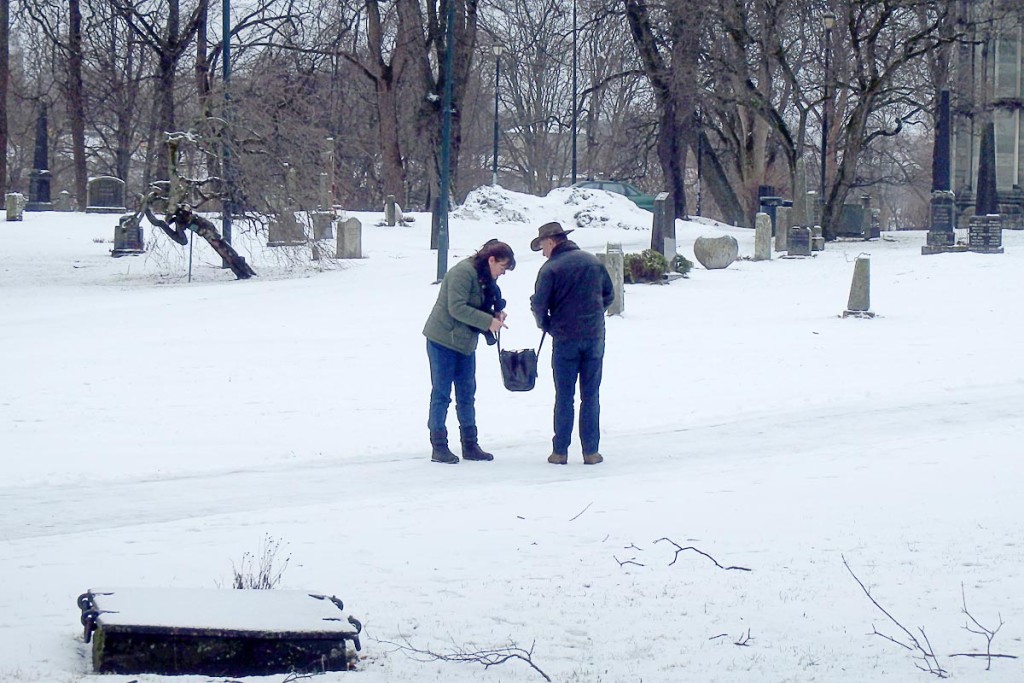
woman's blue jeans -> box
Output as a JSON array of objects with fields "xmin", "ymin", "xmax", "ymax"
[
  {"xmin": 551, "ymin": 337, "xmax": 604, "ymax": 455},
  {"xmin": 426, "ymin": 340, "xmax": 476, "ymax": 433}
]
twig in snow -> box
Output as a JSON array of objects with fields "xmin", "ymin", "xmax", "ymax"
[
  {"xmin": 947, "ymin": 583, "xmax": 1017, "ymax": 670},
  {"xmin": 655, "ymin": 538, "xmax": 752, "ymax": 572},
  {"xmin": 569, "ymin": 502, "xmax": 592, "ymax": 521},
  {"xmin": 614, "ymin": 555, "xmax": 645, "ymax": 567},
  {"xmin": 843, "ymin": 554, "xmax": 948, "ymax": 678},
  {"xmin": 734, "ymin": 629, "xmax": 753, "ymax": 646},
  {"xmin": 378, "ymin": 635, "xmax": 551, "ymax": 682}
]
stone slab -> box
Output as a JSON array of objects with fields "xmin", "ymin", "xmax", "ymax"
[{"xmin": 79, "ymin": 587, "xmax": 361, "ymax": 676}]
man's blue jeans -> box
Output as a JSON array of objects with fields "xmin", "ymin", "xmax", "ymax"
[
  {"xmin": 551, "ymin": 337, "xmax": 605, "ymax": 455},
  {"xmin": 426, "ymin": 340, "xmax": 476, "ymax": 433}
]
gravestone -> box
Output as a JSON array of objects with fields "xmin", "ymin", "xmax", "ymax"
[
  {"xmin": 336, "ymin": 217, "xmax": 363, "ymax": 258},
  {"xmin": 758, "ymin": 196, "xmax": 785, "ymax": 236},
  {"xmin": 693, "ymin": 235, "xmax": 738, "ymax": 270},
  {"xmin": 842, "ymin": 256, "xmax": 874, "ymax": 318},
  {"xmin": 56, "ymin": 190, "xmax": 74, "ymax": 212},
  {"xmin": 792, "ymin": 159, "xmax": 808, "ymax": 227},
  {"xmin": 110, "ymin": 213, "xmax": 145, "ymax": 256},
  {"xmin": 318, "ymin": 173, "xmax": 330, "ymax": 211},
  {"xmin": 651, "ymin": 192, "xmax": 675, "ymax": 259},
  {"xmin": 86, "ymin": 176, "xmax": 128, "ymax": 214},
  {"xmin": 5, "ymin": 193, "xmax": 26, "ymax": 221},
  {"xmin": 968, "ymin": 214, "xmax": 1003, "ymax": 254},
  {"xmin": 786, "ymin": 226, "xmax": 812, "ymax": 257},
  {"xmin": 753, "ymin": 212, "xmax": 772, "ymax": 261},
  {"xmin": 836, "ymin": 203, "xmax": 866, "ymax": 238},
  {"xmin": 385, "ymin": 195, "xmax": 398, "ymax": 226},
  {"xmin": 26, "ymin": 105, "xmax": 53, "ymax": 212},
  {"xmin": 922, "ymin": 190, "xmax": 957, "ymax": 254},
  {"xmin": 811, "ymin": 225, "xmax": 825, "ymax": 252},
  {"xmin": 774, "ymin": 205, "xmax": 792, "ymax": 252},
  {"xmin": 596, "ymin": 243, "xmax": 625, "ymax": 315},
  {"xmin": 312, "ymin": 211, "xmax": 335, "ymax": 240},
  {"xmin": 267, "ymin": 211, "xmax": 306, "ymax": 246}
]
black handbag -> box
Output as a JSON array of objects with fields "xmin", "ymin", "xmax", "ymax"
[{"xmin": 497, "ymin": 332, "xmax": 546, "ymax": 392}]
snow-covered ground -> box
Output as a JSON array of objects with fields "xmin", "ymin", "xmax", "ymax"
[{"xmin": 1, "ymin": 186, "xmax": 1022, "ymax": 682}]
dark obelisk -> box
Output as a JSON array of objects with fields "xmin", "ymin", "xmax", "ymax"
[
  {"xmin": 924, "ymin": 90, "xmax": 955, "ymax": 252},
  {"xmin": 26, "ymin": 104, "xmax": 53, "ymax": 211}
]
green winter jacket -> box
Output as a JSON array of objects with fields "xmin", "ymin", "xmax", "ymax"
[{"xmin": 422, "ymin": 257, "xmax": 494, "ymax": 355}]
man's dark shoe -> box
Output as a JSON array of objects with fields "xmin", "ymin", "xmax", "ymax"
[
  {"xmin": 547, "ymin": 452, "xmax": 568, "ymax": 465},
  {"xmin": 460, "ymin": 426, "xmax": 494, "ymax": 461},
  {"xmin": 430, "ymin": 430, "xmax": 460, "ymax": 464},
  {"xmin": 582, "ymin": 452, "xmax": 603, "ymax": 465}
]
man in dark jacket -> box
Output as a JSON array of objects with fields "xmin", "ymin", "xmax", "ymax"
[{"xmin": 530, "ymin": 221, "xmax": 614, "ymax": 465}]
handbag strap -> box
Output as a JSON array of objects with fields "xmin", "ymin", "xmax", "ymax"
[{"xmin": 496, "ymin": 330, "xmax": 547, "ymax": 353}]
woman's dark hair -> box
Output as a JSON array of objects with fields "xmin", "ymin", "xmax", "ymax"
[{"xmin": 474, "ymin": 239, "xmax": 516, "ymax": 272}]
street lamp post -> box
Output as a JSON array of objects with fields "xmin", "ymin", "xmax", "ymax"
[
  {"xmin": 492, "ymin": 46, "xmax": 502, "ymax": 186},
  {"xmin": 821, "ymin": 11, "xmax": 835, "ymax": 235}
]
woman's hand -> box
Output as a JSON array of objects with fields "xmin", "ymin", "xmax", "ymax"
[{"xmin": 488, "ymin": 316, "xmax": 508, "ymax": 334}]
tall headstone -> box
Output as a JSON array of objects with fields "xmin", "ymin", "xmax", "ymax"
[
  {"xmin": 792, "ymin": 159, "xmax": 808, "ymax": 227},
  {"xmin": 336, "ymin": 217, "xmax": 363, "ymax": 259},
  {"xmin": 651, "ymin": 192, "xmax": 675, "ymax": 258},
  {"xmin": 596, "ymin": 243, "xmax": 625, "ymax": 315},
  {"xmin": 774, "ymin": 205, "xmax": 792, "ymax": 252},
  {"xmin": 753, "ymin": 212, "xmax": 772, "ymax": 261},
  {"xmin": 324, "ymin": 137, "xmax": 336, "ymax": 209},
  {"xmin": 976, "ymin": 121, "xmax": 999, "ymax": 216},
  {"xmin": 26, "ymin": 105, "xmax": 53, "ymax": 212},
  {"xmin": 842, "ymin": 256, "xmax": 874, "ymax": 318},
  {"xmin": 385, "ymin": 195, "xmax": 398, "ymax": 226},
  {"xmin": 924, "ymin": 90, "xmax": 956, "ymax": 252}
]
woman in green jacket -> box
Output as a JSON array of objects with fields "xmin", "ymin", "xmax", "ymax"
[{"xmin": 422, "ymin": 240, "xmax": 516, "ymax": 463}]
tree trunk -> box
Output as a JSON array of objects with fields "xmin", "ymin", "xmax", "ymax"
[
  {"xmin": 0, "ymin": 0, "xmax": 7, "ymax": 195},
  {"xmin": 67, "ymin": 0, "xmax": 87, "ymax": 209}
]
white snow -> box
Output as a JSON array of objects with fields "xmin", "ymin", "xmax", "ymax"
[{"xmin": 1, "ymin": 186, "xmax": 1022, "ymax": 682}]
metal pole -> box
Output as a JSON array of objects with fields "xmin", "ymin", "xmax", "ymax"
[
  {"xmin": 492, "ymin": 46, "xmax": 501, "ymax": 186},
  {"xmin": 436, "ymin": 0, "xmax": 457, "ymax": 281},
  {"xmin": 571, "ymin": 0, "xmax": 577, "ymax": 184},
  {"xmin": 221, "ymin": 0, "xmax": 232, "ymax": 258}
]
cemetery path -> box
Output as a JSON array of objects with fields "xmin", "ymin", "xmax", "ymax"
[{"xmin": 1, "ymin": 381, "xmax": 1018, "ymax": 544}]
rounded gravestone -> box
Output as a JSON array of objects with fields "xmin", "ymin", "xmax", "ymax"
[{"xmin": 693, "ymin": 235, "xmax": 739, "ymax": 270}]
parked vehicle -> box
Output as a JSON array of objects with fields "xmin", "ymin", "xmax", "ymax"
[{"xmin": 571, "ymin": 180, "xmax": 656, "ymax": 211}]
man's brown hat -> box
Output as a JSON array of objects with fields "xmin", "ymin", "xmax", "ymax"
[{"xmin": 530, "ymin": 221, "xmax": 574, "ymax": 251}]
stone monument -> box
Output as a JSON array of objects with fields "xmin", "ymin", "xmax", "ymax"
[
  {"xmin": 923, "ymin": 90, "xmax": 959, "ymax": 254},
  {"xmin": 26, "ymin": 105, "xmax": 53, "ymax": 212},
  {"xmin": 786, "ymin": 226, "xmax": 812, "ymax": 257},
  {"xmin": 842, "ymin": 256, "xmax": 874, "ymax": 318},
  {"xmin": 753, "ymin": 212, "xmax": 772, "ymax": 261},
  {"xmin": 693, "ymin": 235, "xmax": 738, "ymax": 270},
  {"xmin": 651, "ymin": 192, "xmax": 675, "ymax": 259},
  {"xmin": 596, "ymin": 243, "xmax": 625, "ymax": 315},
  {"xmin": 86, "ymin": 176, "xmax": 128, "ymax": 214},
  {"xmin": 336, "ymin": 217, "xmax": 363, "ymax": 259}
]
